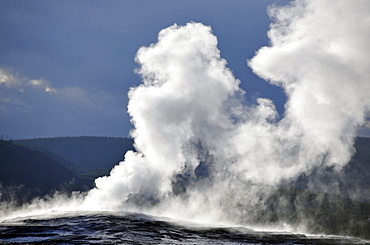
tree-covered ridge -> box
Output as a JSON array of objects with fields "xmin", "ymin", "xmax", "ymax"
[
  {"xmin": 0, "ymin": 140, "xmax": 87, "ymax": 205},
  {"xmin": 14, "ymin": 136, "xmax": 135, "ymax": 184},
  {"xmin": 10, "ymin": 136, "xmax": 370, "ymax": 197},
  {"xmin": 14, "ymin": 136, "xmax": 134, "ymax": 168}
]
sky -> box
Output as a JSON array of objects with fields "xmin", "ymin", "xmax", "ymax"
[
  {"xmin": 0, "ymin": 0, "xmax": 294, "ymax": 139},
  {"xmin": 1, "ymin": 0, "xmax": 369, "ymax": 140}
]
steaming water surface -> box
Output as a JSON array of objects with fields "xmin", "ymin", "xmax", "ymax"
[{"xmin": 1, "ymin": 212, "xmax": 368, "ymax": 244}]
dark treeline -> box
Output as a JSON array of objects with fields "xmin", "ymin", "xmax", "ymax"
[
  {"xmin": 1, "ymin": 136, "xmax": 135, "ymax": 205},
  {"xmin": 0, "ymin": 134, "xmax": 14, "ymax": 141},
  {"xmin": 0, "ymin": 140, "xmax": 88, "ymax": 205},
  {"xmin": 14, "ymin": 136, "xmax": 135, "ymax": 184}
]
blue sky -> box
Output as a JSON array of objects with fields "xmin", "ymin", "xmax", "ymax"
[{"xmin": 0, "ymin": 0, "xmax": 317, "ymax": 139}]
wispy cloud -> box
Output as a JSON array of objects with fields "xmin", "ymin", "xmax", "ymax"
[
  {"xmin": 0, "ymin": 67, "xmax": 56, "ymax": 94},
  {"xmin": 0, "ymin": 66, "xmax": 125, "ymax": 139},
  {"xmin": 0, "ymin": 68, "xmax": 24, "ymax": 88}
]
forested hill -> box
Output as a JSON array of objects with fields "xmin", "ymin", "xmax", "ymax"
[
  {"xmin": 15, "ymin": 136, "xmax": 134, "ymax": 169},
  {"xmin": 14, "ymin": 136, "xmax": 135, "ymax": 184},
  {"xmin": 0, "ymin": 140, "xmax": 87, "ymax": 204},
  {"xmin": 8, "ymin": 136, "xmax": 370, "ymax": 198}
]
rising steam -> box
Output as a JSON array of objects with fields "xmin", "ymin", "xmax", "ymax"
[
  {"xmin": 1, "ymin": 0, "xmax": 369, "ymax": 232},
  {"xmin": 82, "ymin": 0, "xmax": 370, "ymax": 225}
]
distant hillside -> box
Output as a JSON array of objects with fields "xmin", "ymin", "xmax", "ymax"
[
  {"xmin": 14, "ymin": 136, "xmax": 135, "ymax": 184},
  {"xmin": 0, "ymin": 140, "xmax": 88, "ymax": 205},
  {"xmin": 342, "ymin": 137, "xmax": 370, "ymax": 200},
  {"xmin": 13, "ymin": 136, "xmax": 369, "ymax": 194}
]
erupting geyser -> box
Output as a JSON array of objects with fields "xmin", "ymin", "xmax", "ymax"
[
  {"xmin": 83, "ymin": 0, "xmax": 370, "ymax": 225},
  {"xmin": 1, "ymin": 0, "xmax": 369, "ymax": 235}
]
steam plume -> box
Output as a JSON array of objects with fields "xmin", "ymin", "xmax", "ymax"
[
  {"xmin": 2, "ymin": 0, "xmax": 368, "ymax": 230},
  {"xmin": 83, "ymin": 1, "xmax": 370, "ymax": 221}
]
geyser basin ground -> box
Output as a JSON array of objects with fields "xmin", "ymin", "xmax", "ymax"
[{"xmin": 1, "ymin": 212, "xmax": 369, "ymax": 244}]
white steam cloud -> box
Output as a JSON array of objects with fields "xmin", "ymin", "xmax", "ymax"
[
  {"xmin": 82, "ymin": 0, "xmax": 370, "ymax": 223},
  {"xmin": 249, "ymin": 0, "xmax": 370, "ymax": 171},
  {"xmin": 2, "ymin": 0, "xmax": 369, "ymax": 228}
]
